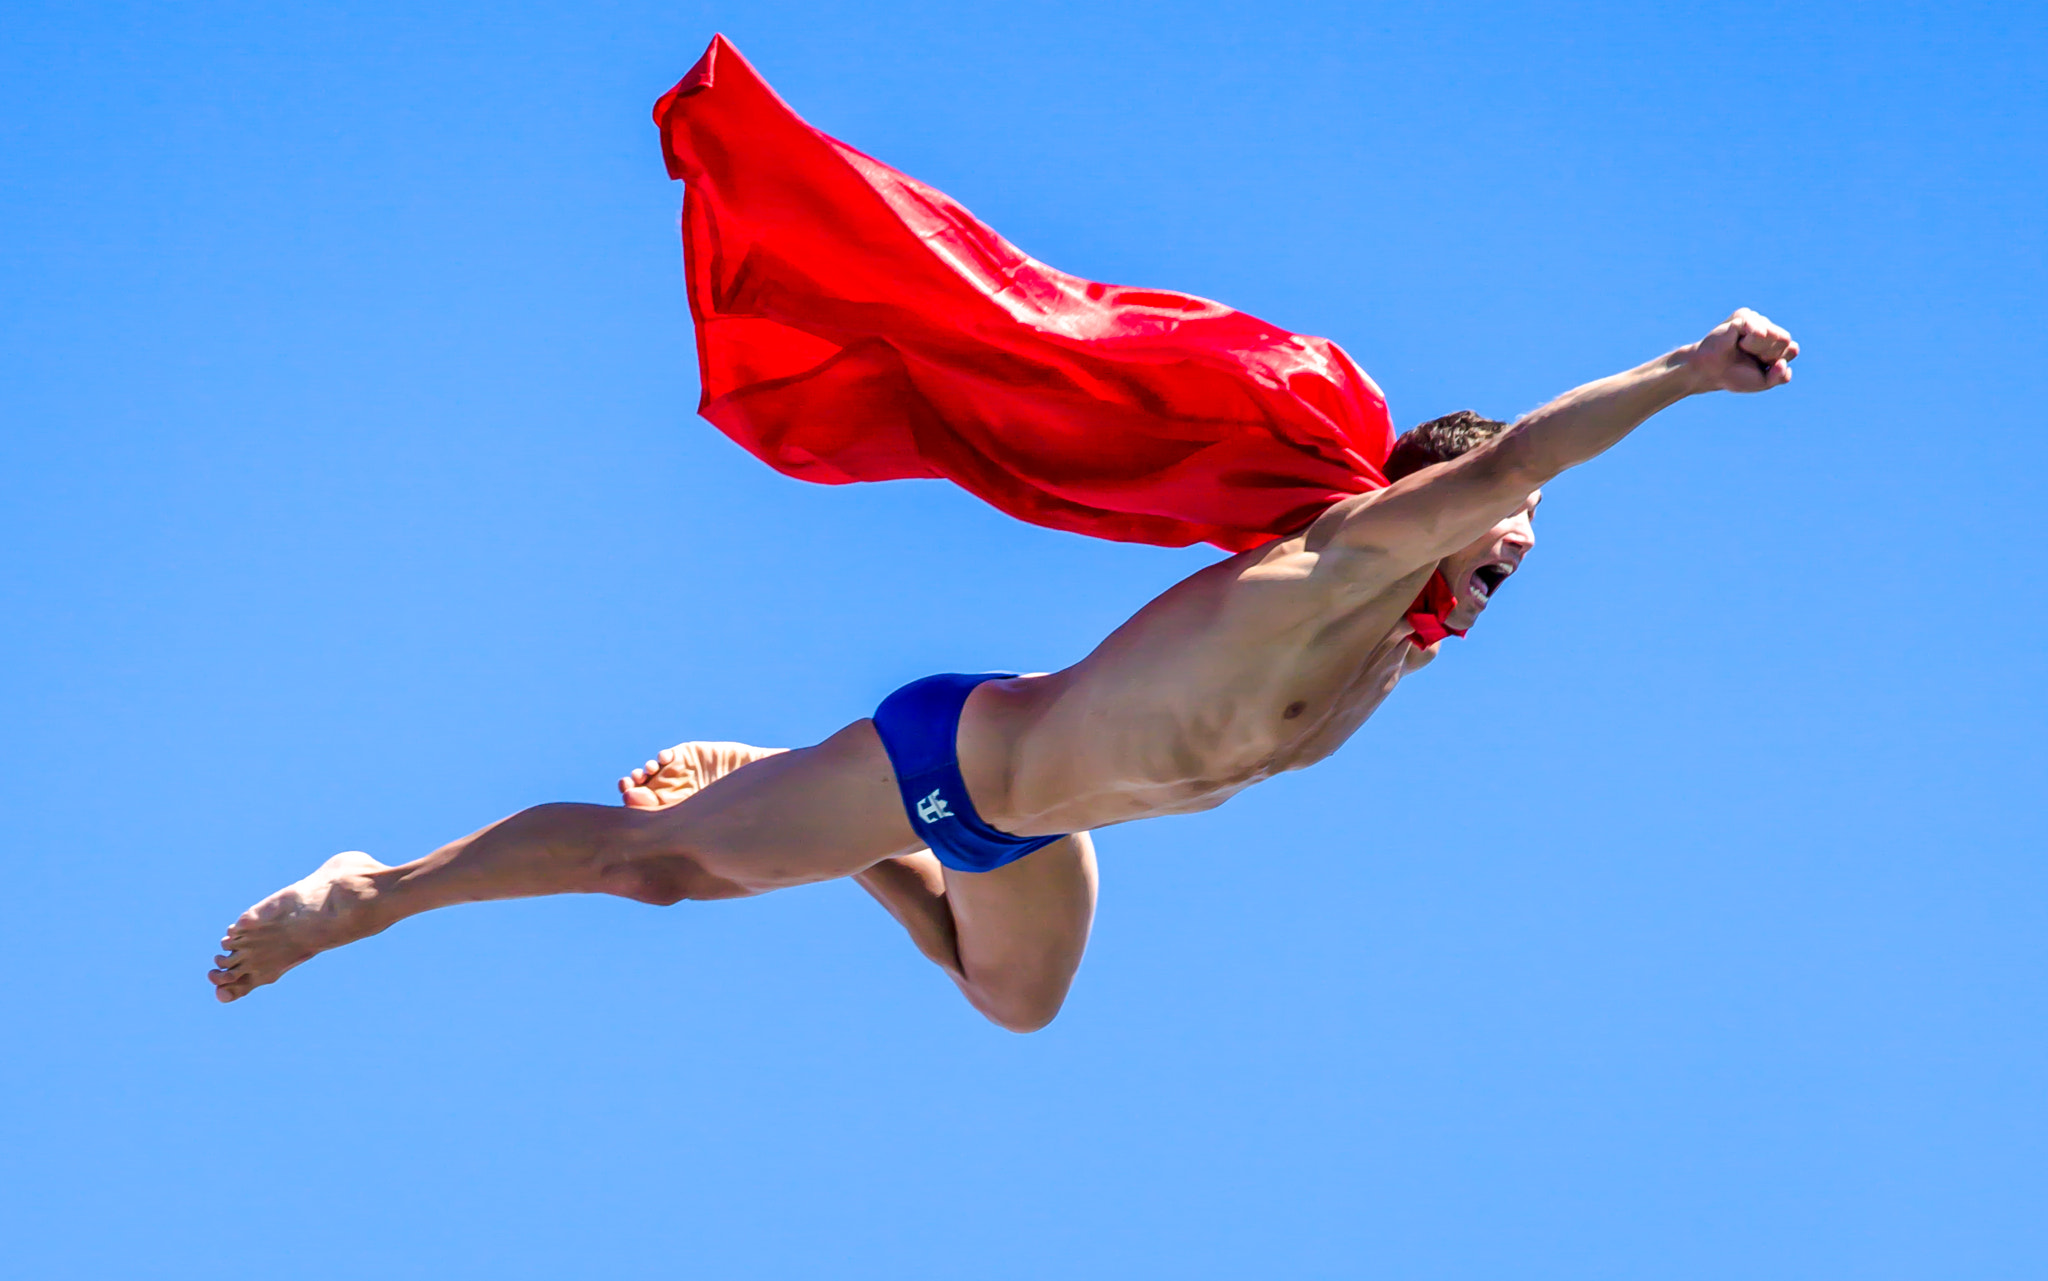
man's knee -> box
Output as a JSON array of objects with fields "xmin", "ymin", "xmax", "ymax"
[{"xmin": 967, "ymin": 979, "xmax": 1070, "ymax": 1034}]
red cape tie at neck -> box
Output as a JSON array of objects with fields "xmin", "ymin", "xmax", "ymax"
[
  {"xmin": 1404, "ymin": 570, "xmax": 1468, "ymax": 648},
  {"xmin": 655, "ymin": 35, "xmax": 1461, "ymax": 643}
]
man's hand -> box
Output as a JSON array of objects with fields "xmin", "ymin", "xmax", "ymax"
[{"xmin": 1687, "ymin": 308, "xmax": 1800, "ymax": 393}]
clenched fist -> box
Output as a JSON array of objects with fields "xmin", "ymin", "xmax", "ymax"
[{"xmin": 1687, "ymin": 308, "xmax": 1799, "ymax": 393}]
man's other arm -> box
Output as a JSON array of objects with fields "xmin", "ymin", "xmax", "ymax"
[{"xmin": 1311, "ymin": 308, "xmax": 1799, "ymax": 565}]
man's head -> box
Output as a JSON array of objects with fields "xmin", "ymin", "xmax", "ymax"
[
  {"xmin": 1385, "ymin": 411, "xmax": 1540, "ymax": 629},
  {"xmin": 1382, "ymin": 410, "xmax": 1509, "ymax": 485}
]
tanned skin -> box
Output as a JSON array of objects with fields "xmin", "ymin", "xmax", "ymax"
[{"xmin": 210, "ymin": 309, "xmax": 1798, "ymax": 1031}]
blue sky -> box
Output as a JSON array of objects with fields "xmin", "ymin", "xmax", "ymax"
[{"xmin": 1, "ymin": 2, "xmax": 2042, "ymax": 1277}]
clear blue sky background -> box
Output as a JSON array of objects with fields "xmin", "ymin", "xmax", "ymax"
[{"xmin": 2, "ymin": 2, "xmax": 2042, "ymax": 1277}]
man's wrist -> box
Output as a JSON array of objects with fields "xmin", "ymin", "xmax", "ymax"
[{"xmin": 1662, "ymin": 343, "xmax": 1712, "ymax": 397}]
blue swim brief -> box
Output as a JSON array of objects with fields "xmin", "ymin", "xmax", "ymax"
[{"xmin": 872, "ymin": 672, "xmax": 1067, "ymax": 874}]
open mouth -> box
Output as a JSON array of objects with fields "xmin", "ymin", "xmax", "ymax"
[{"xmin": 1470, "ymin": 562, "xmax": 1513, "ymax": 600}]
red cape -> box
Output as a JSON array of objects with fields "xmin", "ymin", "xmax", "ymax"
[{"xmin": 653, "ymin": 35, "xmax": 1464, "ymax": 641}]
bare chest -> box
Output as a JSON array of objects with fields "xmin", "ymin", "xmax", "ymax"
[{"xmin": 1012, "ymin": 570, "xmax": 1431, "ymax": 829}]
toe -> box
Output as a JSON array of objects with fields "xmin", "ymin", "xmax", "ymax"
[{"xmin": 658, "ymin": 748, "xmax": 676, "ymax": 765}]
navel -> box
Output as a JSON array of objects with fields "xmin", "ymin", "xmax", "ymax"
[{"xmin": 1282, "ymin": 700, "xmax": 1307, "ymax": 720}]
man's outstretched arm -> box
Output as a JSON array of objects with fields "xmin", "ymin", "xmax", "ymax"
[
  {"xmin": 1486, "ymin": 306, "xmax": 1796, "ymax": 482},
  {"xmin": 1312, "ymin": 308, "xmax": 1799, "ymax": 563}
]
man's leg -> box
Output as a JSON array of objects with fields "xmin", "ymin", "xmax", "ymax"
[
  {"xmin": 624, "ymin": 741, "xmax": 1099, "ymax": 1033},
  {"xmin": 930, "ymin": 837, "xmax": 1098, "ymax": 1031},
  {"xmin": 209, "ymin": 720, "xmax": 915, "ymax": 1002},
  {"xmin": 211, "ymin": 722, "xmax": 1099, "ymax": 1030}
]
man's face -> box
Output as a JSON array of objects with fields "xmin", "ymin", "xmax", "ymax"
[{"xmin": 1441, "ymin": 490, "xmax": 1540, "ymax": 629}]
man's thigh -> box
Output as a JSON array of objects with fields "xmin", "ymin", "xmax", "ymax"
[
  {"xmin": 662, "ymin": 719, "xmax": 926, "ymax": 890},
  {"xmin": 943, "ymin": 833, "xmax": 1099, "ymax": 1023}
]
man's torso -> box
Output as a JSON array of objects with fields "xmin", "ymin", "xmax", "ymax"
[{"xmin": 959, "ymin": 523, "xmax": 1441, "ymax": 836}]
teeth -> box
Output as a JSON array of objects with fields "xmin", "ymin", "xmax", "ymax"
[{"xmin": 1470, "ymin": 563, "xmax": 1512, "ymax": 600}]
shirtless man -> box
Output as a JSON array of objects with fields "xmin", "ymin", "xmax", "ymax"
[{"xmin": 210, "ymin": 309, "xmax": 1798, "ymax": 1030}]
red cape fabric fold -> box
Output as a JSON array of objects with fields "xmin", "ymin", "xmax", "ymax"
[{"xmin": 654, "ymin": 34, "xmax": 1461, "ymax": 642}]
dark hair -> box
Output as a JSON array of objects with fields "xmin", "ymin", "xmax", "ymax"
[{"xmin": 1382, "ymin": 409, "xmax": 1509, "ymax": 482}]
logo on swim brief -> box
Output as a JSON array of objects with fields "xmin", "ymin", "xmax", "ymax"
[{"xmin": 916, "ymin": 789, "xmax": 953, "ymax": 823}]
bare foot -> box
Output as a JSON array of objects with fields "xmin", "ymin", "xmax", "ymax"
[
  {"xmin": 618, "ymin": 741, "xmax": 786, "ymax": 810},
  {"xmin": 209, "ymin": 851, "xmax": 392, "ymax": 1003}
]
